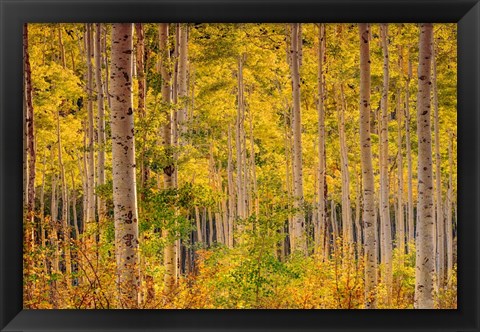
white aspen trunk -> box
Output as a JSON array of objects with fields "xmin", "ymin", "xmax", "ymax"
[
  {"xmin": 94, "ymin": 23, "xmax": 106, "ymax": 230},
  {"xmin": 71, "ymin": 171, "xmax": 80, "ymax": 241},
  {"xmin": 331, "ymin": 200, "xmax": 338, "ymax": 253},
  {"xmin": 337, "ymin": 84, "xmax": 353, "ymax": 246},
  {"xmin": 40, "ymin": 154, "xmax": 47, "ymax": 247},
  {"xmin": 397, "ymin": 90, "xmax": 405, "ymax": 260},
  {"xmin": 39, "ymin": 154, "xmax": 47, "ymax": 275},
  {"xmin": 178, "ymin": 24, "xmax": 188, "ymax": 138},
  {"xmin": 103, "ymin": 26, "xmax": 112, "ymax": 110},
  {"xmin": 374, "ymin": 198, "xmax": 380, "ymax": 265},
  {"xmin": 446, "ymin": 133, "xmax": 454, "ymax": 277},
  {"xmin": 227, "ymin": 126, "xmax": 235, "ymax": 247},
  {"xmin": 221, "ymin": 192, "xmax": 229, "ymax": 246},
  {"xmin": 215, "ymin": 203, "xmax": 224, "ymax": 244},
  {"xmin": 172, "ymin": 24, "xmax": 179, "ymax": 189},
  {"xmin": 159, "ymin": 23, "xmax": 177, "ymax": 291},
  {"xmin": 359, "ymin": 23, "xmax": 377, "ymax": 309},
  {"xmin": 56, "ymin": 110, "xmax": 72, "ymax": 286},
  {"xmin": 195, "ymin": 206, "xmax": 203, "ymax": 243},
  {"xmin": 290, "ymin": 23, "xmax": 305, "ymax": 254},
  {"xmin": 355, "ymin": 172, "xmax": 362, "ymax": 256},
  {"xmin": 283, "ymin": 99, "xmax": 294, "ymax": 255},
  {"xmin": 316, "ymin": 24, "xmax": 327, "ymax": 256},
  {"xmin": 432, "ymin": 46, "xmax": 445, "ymax": 288},
  {"xmin": 379, "ymin": 24, "xmax": 393, "ymax": 294},
  {"xmin": 110, "ymin": 23, "xmax": 140, "ymax": 309},
  {"xmin": 405, "ymin": 59, "xmax": 415, "ymax": 249},
  {"xmin": 236, "ymin": 56, "xmax": 246, "ymax": 221},
  {"xmin": 24, "ymin": 26, "xmax": 36, "ymax": 219},
  {"xmin": 414, "ymin": 23, "xmax": 435, "ymax": 309},
  {"xmin": 85, "ymin": 24, "xmax": 97, "ymax": 243},
  {"xmin": 50, "ymin": 173, "xmax": 60, "ymax": 274}
]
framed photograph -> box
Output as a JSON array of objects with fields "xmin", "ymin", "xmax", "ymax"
[{"xmin": 1, "ymin": 0, "xmax": 479, "ymax": 331}]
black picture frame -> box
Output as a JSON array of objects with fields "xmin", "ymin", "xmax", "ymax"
[{"xmin": 1, "ymin": 0, "xmax": 479, "ymax": 331}]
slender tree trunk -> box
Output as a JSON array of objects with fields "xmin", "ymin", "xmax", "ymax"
[
  {"xmin": 85, "ymin": 24, "xmax": 97, "ymax": 246},
  {"xmin": 290, "ymin": 23, "xmax": 305, "ymax": 254},
  {"xmin": 397, "ymin": 89, "xmax": 405, "ymax": 261},
  {"xmin": 56, "ymin": 110, "xmax": 72, "ymax": 287},
  {"xmin": 405, "ymin": 59, "xmax": 415, "ymax": 249},
  {"xmin": 379, "ymin": 24, "xmax": 393, "ymax": 295},
  {"xmin": 71, "ymin": 171, "xmax": 80, "ymax": 240},
  {"xmin": 331, "ymin": 200, "xmax": 338, "ymax": 253},
  {"xmin": 359, "ymin": 23, "xmax": 377, "ymax": 309},
  {"xmin": 236, "ymin": 55, "xmax": 246, "ymax": 222},
  {"xmin": 336, "ymin": 84, "xmax": 353, "ymax": 246},
  {"xmin": 40, "ymin": 154, "xmax": 47, "ymax": 247},
  {"xmin": 103, "ymin": 26, "xmax": 112, "ymax": 110},
  {"xmin": 50, "ymin": 173, "xmax": 60, "ymax": 274},
  {"xmin": 177, "ymin": 24, "xmax": 188, "ymax": 139},
  {"xmin": 432, "ymin": 45, "xmax": 445, "ymax": 289},
  {"xmin": 195, "ymin": 206, "xmax": 203, "ymax": 243},
  {"xmin": 316, "ymin": 24, "xmax": 327, "ymax": 257},
  {"xmin": 24, "ymin": 24, "xmax": 36, "ymax": 300},
  {"xmin": 208, "ymin": 208, "xmax": 214, "ymax": 246},
  {"xmin": 110, "ymin": 23, "xmax": 140, "ymax": 309},
  {"xmin": 23, "ymin": 57, "xmax": 28, "ymax": 213},
  {"xmin": 414, "ymin": 23, "xmax": 435, "ymax": 309},
  {"xmin": 354, "ymin": 171, "xmax": 362, "ymax": 256},
  {"xmin": 446, "ymin": 132, "xmax": 454, "ymax": 277},
  {"xmin": 50, "ymin": 172, "xmax": 60, "ymax": 307},
  {"xmin": 94, "ymin": 23, "xmax": 106, "ymax": 232},
  {"xmin": 39, "ymin": 153, "xmax": 47, "ymax": 276},
  {"xmin": 227, "ymin": 126, "xmax": 235, "ymax": 247},
  {"xmin": 159, "ymin": 23, "xmax": 177, "ymax": 292}
]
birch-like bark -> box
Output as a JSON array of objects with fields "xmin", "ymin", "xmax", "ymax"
[
  {"xmin": 446, "ymin": 133, "xmax": 454, "ymax": 277},
  {"xmin": 94, "ymin": 24, "xmax": 107, "ymax": 231},
  {"xmin": 236, "ymin": 55, "xmax": 246, "ymax": 221},
  {"xmin": 405, "ymin": 59, "xmax": 415, "ymax": 248},
  {"xmin": 24, "ymin": 25, "xmax": 36, "ymax": 222},
  {"xmin": 379, "ymin": 24, "xmax": 393, "ymax": 292},
  {"xmin": 71, "ymin": 171, "xmax": 80, "ymax": 240},
  {"xmin": 110, "ymin": 23, "xmax": 140, "ymax": 308},
  {"xmin": 178, "ymin": 24, "xmax": 188, "ymax": 138},
  {"xmin": 24, "ymin": 25, "xmax": 37, "ymax": 299},
  {"xmin": 359, "ymin": 23, "xmax": 377, "ymax": 309},
  {"xmin": 337, "ymin": 84, "xmax": 353, "ymax": 245},
  {"xmin": 397, "ymin": 90, "xmax": 405, "ymax": 259},
  {"xmin": 432, "ymin": 45, "xmax": 445, "ymax": 288},
  {"xmin": 414, "ymin": 23, "xmax": 435, "ymax": 309},
  {"xmin": 290, "ymin": 23, "xmax": 306, "ymax": 254},
  {"xmin": 56, "ymin": 110, "xmax": 72, "ymax": 286},
  {"xmin": 354, "ymin": 171, "xmax": 362, "ymax": 255},
  {"xmin": 227, "ymin": 125, "xmax": 235, "ymax": 247},
  {"xmin": 85, "ymin": 24, "xmax": 97, "ymax": 243},
  {"xmin": 159, "ymin": 23, "xmax": 177, "ymax": 291},
  {"xmin": 317, "ymin": 24, "xmax": 327, "ymax": 256}
]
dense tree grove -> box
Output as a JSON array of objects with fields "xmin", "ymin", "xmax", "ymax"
[{"xmin": 23, "ymin": 23, "xmax": 457, "ymax": 309}]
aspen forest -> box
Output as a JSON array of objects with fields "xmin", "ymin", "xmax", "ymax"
[{"xmin": 23, "ymin": 23, "xmax": 457, "ymax": 309}]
